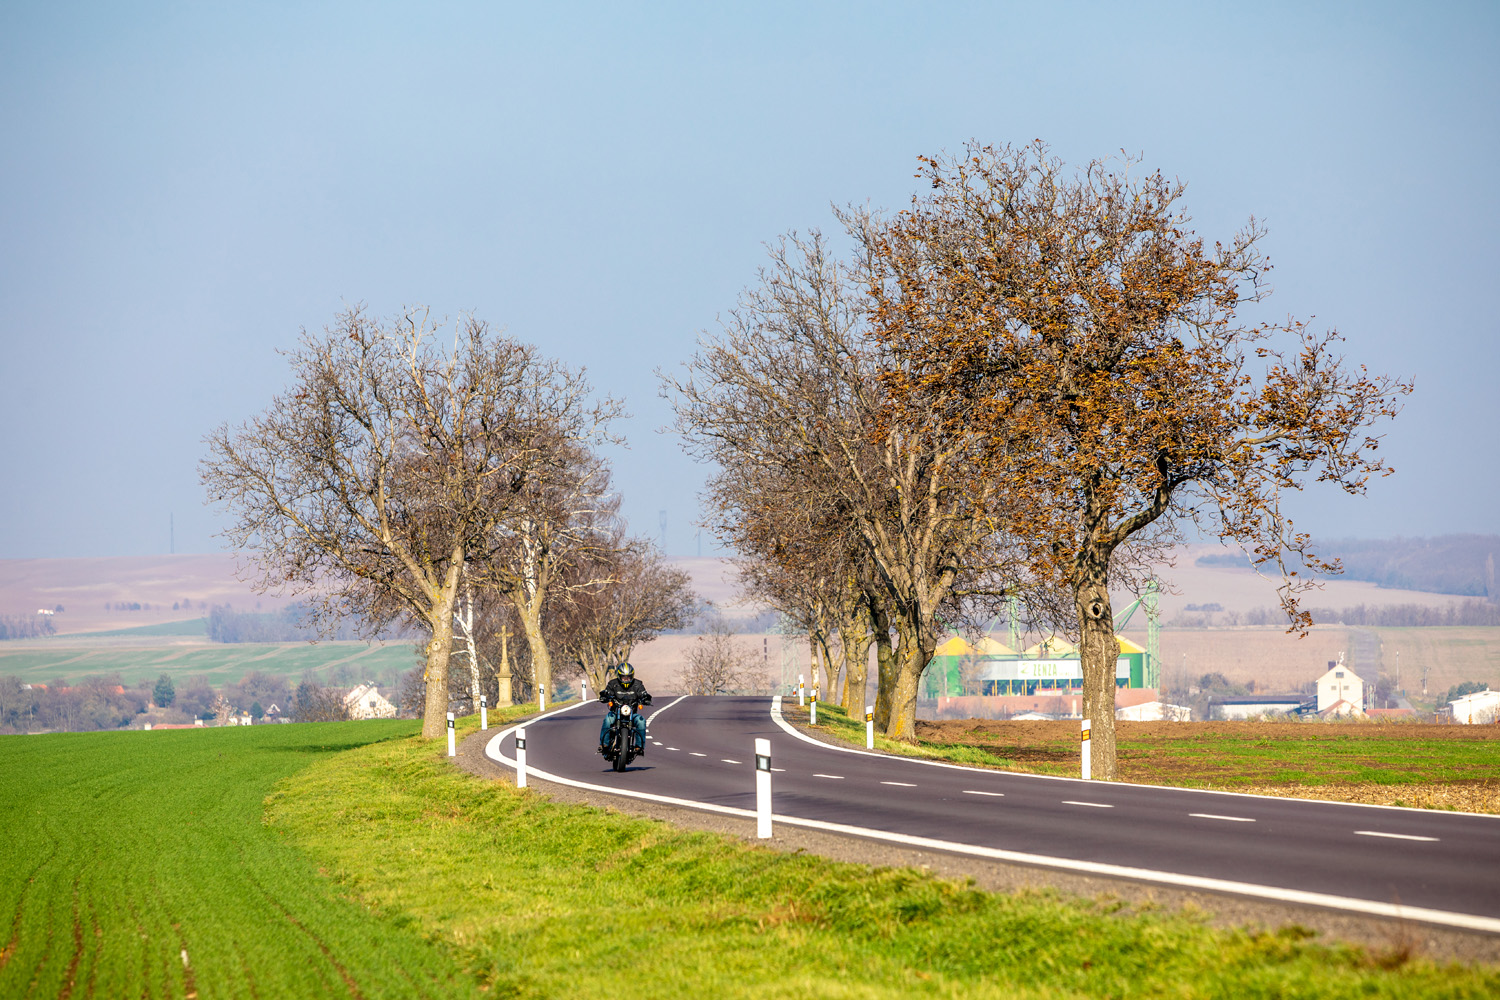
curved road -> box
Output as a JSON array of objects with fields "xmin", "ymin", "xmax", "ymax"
[{"xmin": 486, "ymin": 695, "xmax": 1500, "ymax": 933}]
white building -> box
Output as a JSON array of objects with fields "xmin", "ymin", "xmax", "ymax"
[
  {"xmin": 1316, "ymin": 665, "xmax": 1364, "ymax": 713},
  {"xmin": 1446, "ymin": 689, "xmax": 1500, "ymax": 725},
  {"xmin": 1116, "ymin": 701, "xmax": 1192, "ymax": 721},
  {"xmin": 344, "ymin": 683, "xmax": 397, "ymax": 720}
]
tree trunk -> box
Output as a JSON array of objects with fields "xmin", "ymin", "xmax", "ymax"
[
  {"xmin": 422, "ymin": 608, "xmax": 455, "ymax": 739},
  {"xmin": 1076, "ymin": 577, "xmax": 1119, "ymax": 781},
  {"xmin": 818, "ymin": 635, "xmax": 837, "ymax": 699},
  {"xmin": 871, "ymin": 602, "xmax": 895, "ymax": 730},
  {"xmin": 808, "ymin": 637, "xmax": 821, "ymax": 700},
  {"xmin": 883, "ymin": 617, "xmax": 933, "ymax": 741},
  {"xmin": 517, "ymin": 597, "xmax": 552, "ymax": 704},
  {"xmin": 838, "ymin": 613, "xmax": 872, "ymax": 714}
]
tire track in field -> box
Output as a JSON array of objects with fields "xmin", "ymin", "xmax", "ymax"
[
  {"xmin": 247, "ymin": 877, "xmax": 365, "ymax": 1000},
  {"xmin": 0, "ymin": 840, "xmax": 59, "ymax": 974},
  {"xmin": 55, "ymin": 876, "xmax": 84, "ymax": 1000}
]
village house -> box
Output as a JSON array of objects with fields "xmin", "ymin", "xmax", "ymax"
[
  {"xmin": 343, "ymin": 683, "xmax": 396, "ymax": 720},
  {"xmin": 1316, "ymin": 662, "xmax": 1364, "ymax": 713}
]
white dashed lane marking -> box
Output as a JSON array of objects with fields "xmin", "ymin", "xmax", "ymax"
[
  {"xmin": 1355, "ymin": 831, "xmax": 1439, "ymax": 842},
  {"xmin": 689, "ymin": 752, "xmax": 707, "ymax": 757},
  {"xmin": 1064, "ymin": 801, "xmax": 1113, "ymax": 808},
  {"xmin": 721, "ymin": 759, "xmax": 741, "ymax": 764},
  {"xmin": 1191, "ymin": 813, "xmax": 1255, "ymax": 823},
  {"xmin": 962, "ymin": 790, "xmax": 1004, "ymax": 797},
  {"xmin": 666, "ymin": 747, "xmax": 679, "ymax": 751},
  {"xmin": 881, "ymin": 781, "xmax": 917, "ymax": 787},
  {"xmin": 813, "ymin": 774, "xmax": 844, "ymax": 779}
]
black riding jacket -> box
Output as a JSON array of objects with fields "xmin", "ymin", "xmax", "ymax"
[{"xmin": 599, "ymin": 677, "xmax": 653, "ymax": 710}]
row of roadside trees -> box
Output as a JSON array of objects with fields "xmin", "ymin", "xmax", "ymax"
[
  {"xmin": 201, "ymin": 308, "xmax": 698, "ymax": 739},
  {"xmin": 665, "ymin": 142, "xmax": 1410, "ymax": 778}
]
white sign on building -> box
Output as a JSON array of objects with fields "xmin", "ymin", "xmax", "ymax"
[{"xmin": 976, "ymin": 658, "xmax": 1130, "ymax": 682}]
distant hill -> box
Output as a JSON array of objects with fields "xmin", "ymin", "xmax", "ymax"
[{"xmin": 1197, "ymin": 535, "xmax": 1499, "ymax": 600}]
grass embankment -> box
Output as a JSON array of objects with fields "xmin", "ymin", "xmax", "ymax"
[
  {"xmin": 268, "ymin": 715, "xmax": 1497, "ymax": 997},
  {"xmin": 5, "ymin": 712, "xmax": 1497, "ymax": 998},
  {"xmin": 799, "ymin": 703, "xmax": 1500, "ymax": 813}
]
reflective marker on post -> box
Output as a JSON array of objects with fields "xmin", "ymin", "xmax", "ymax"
[
  {"xmin": 1081, "ymin": 718, "xmax": 1092, "ymax": 780},
  {"xmin": 865, "ymin": 705, "xmax": 874, "ymax": 749},
  {"xmin": 755, "ymin": 737, "xmax": 772, "ymax": 838},
  {"xmin": 480, "ymin": 694, "xmax": 488, "ymax": 731},
  {"xmin": 515, "ymin": 726, "xmax": 528, "ymax": 788},
  {"xmin": 447, "ymin": 712, "xmax": 456, "ymax": 757}
]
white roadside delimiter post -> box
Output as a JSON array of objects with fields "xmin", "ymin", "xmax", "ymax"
[
  {"xmin": 480, "ymin": 694, "xmax": 488, "ymax": 731},
  {"xmin": 755, "ymin": 737, "xmax": 772, "ymax": 838},
  {"xmin": 810, "ymin": 689, "xmax": 818, "ymax": 725},
  {"xmin": 865, "ymin": 705, "xmax": 874, "ymax": 749},
  {"xmin": 447, "ymin": 712, "xmax": 456, "ymax": 757},
  {"xmin": 539, "ymin": 684, "xmax": 547, "ymax": 713},
  {"xmin": 798, "ymin": 674, "xmax": 805, "ymax": 707},
  {"xmin": 1081, "ymin": 718, "xmax": 1092, "ymax": 780},
  {"xmin": 515, "ymin": 726, "xmax": 528, "ymax": 788}
]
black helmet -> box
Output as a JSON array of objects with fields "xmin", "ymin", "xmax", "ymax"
[{"xmin": 617, "ymin": 663, "xmax": 635, "ymax": 685}]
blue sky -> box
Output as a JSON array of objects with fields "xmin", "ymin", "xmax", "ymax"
[{"xmin": 2, "ymin": 1, "xmax": 1496, "ymax": 558}]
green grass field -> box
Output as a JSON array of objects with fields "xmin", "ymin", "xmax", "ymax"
[
  {"xmin": 0, "ymin": 640, "xmax": 420, "ymax": 686},
  {"xmin": 5, "ymin": 715, "xmax": 1495, "ymax": 998},
  {"xmin": 0, "ymin": 719, "xmax": 489, "ymax": 999}
]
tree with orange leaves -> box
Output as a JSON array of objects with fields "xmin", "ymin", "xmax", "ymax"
[{"xmin": 868, "ymin": 142, "xmax": 1411, "ymax": 779}]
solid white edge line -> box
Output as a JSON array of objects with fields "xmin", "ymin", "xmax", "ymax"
[
  {"xmin": 768, "ymin": 698, "xmax": 1500, "ymax": 820},
  {"xmin": 1190, "ymin": 814, "xmax": 1256, "ymax": 823},
  {"xmin": 1355, "ymin": 830, "xmax": 1439, "ymax": 842},
  {"xmin": 478, "ymin": 697, "xmax": 1500, "ymax": 936}
]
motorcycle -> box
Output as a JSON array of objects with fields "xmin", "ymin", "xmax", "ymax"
[{"xmin": 603, "ymin": 703, "xmax": 643, "ymax": 772}]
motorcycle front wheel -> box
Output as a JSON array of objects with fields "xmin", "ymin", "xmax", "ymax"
[{"xmin": 612, "ymin": 725, "xmax": 629, "ymax": 772}]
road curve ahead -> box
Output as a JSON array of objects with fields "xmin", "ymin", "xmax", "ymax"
[{"xmin": 486, "ymin": 695, "xmax": 1500, "ymax": 934}]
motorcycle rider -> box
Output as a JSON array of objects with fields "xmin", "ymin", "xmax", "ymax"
[{"xmin": 597, "ymin": 662, "xmax": 652, "ymax": 756}]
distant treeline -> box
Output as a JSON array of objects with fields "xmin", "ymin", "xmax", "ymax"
[
  {"xmin": 1198, "ymin": 535, "xmax": 1500, "ymax": 600},
  {"xmin": 206, "ymin": 603, "xmax": 412, "ymax": 643},
  {"xmin": 0, "ymin": 614, "xmax": 57, "ymax": 641},
  {"xmin": 1228, "ymin": 601, "xmax": 1500, "ymax": 628}
]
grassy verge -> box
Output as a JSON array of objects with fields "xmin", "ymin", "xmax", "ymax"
[
  {"xmin": 795, "ymin": 702, "xmax": 1500, "ymax": 812},
  {"xmin": 262, "ymin": 714, "xmax": 1498, "ymax": 998}
]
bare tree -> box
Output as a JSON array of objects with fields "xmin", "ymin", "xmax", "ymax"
[
  {"xmin": 677, "ymin": 618, "xmax": 772, "ymax": 696},
  {"xmin": 556, "ymin": 540, "xmax": 698, "ymax": 692},
  {"xmin": 666, "ymin": 233, "xmax": 1015, "ymax": 739},
  {"xmin": 869, "ymin": 143, "xmax": 1411, "ymax": 777},
  {"xmin": 476, "ymin": 452, "xmax": 623, "ymax": 702},
  {"xmin": 202, "ymin": 305, "xmax": 621, "ymax": 739}
]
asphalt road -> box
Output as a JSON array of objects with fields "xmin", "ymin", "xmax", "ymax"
[{"xmin": 487, "ymin": 695, "xmax": 1500, "ymax": 932}]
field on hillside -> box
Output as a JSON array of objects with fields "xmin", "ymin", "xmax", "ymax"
[
  {"xmin": 1123, "ymin": 627, "xmax": 1500, "ymax": 702},
  {"xmin": 0, "ymin": 639, "xmax": 419, "ymax": 685}
]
